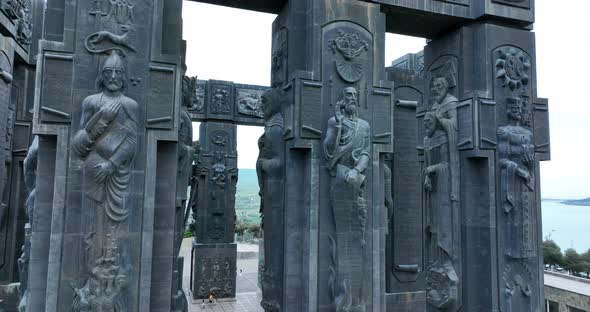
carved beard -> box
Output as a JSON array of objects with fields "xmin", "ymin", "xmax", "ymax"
[
  {"xmin": 105, "ymin": 79, "xmax": 123, "ymax": 92},
  {"xmin": 344, "ymin": 101, "xmax": 357, "ymax": 117}
]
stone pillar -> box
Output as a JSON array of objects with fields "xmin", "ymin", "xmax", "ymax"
[
  {"xmin": 422, "ymin": 21, "xmax": 549, "ymax": 311},
  {"xmin": 384, "ymin": 52, "xmax": 427, "ymax": 310},
  {"xmin": 191, "ymin": 121, "xmax": 238, "ymax": 300},
  {"xmin": 0, "ymin": 0, "xmax": 43, "ymax": 309},
  {"xmin": 27, "ymin": 0, "xmax": 184, "ymax": 311},
  {"xmin": 272, "ymin": 1, "xmax": 393, "ymax": 310}
]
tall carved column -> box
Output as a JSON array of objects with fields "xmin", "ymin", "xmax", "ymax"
[
  {"xmin": 27, "ymin": 0, "xmax": 184, "ymax": 311},
  {"xmin": 273, "ymin": 1, "xmax": 393, "ymax": 310},
  {"xmin": 384, "ymin": 53, "xmax": 427, "ymax": 310},
  {"xmin": 257, "ymin": 88, "xmax": 285, "ymax": 311},
  {"xmin": 423, "ymin": 21, "xmax": 549, "ymax": 311},
  {"xmin": 191, "ymin": 121, "xmax": 238, "ymax": 300},
  {"xmin": 0, "ymin": 0, "xmax": 42, "ymax": 310}
]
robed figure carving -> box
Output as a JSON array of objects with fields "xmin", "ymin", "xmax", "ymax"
[
  {"xmin": 69, "ymin": 50, "xmax": 138, "ymax": 312},
  {"xmin": 72, "ymin": 50, "xmax": 138, "ymax": 225},
  {"xmin": 323, "ymin": 87, "xmax": 370, "ymax": 312},
  {"xmin": 256, "ymin": 88, "xmax": 285, "ymax": 312},
  {"xmin": 428, "ymin": 77, "xmax": 459, "ymax": 202},
  {"xmin": 171, "ymin": 76, "xmax": 195, "ymax": 312},
  {"xmin": 423, "ymin": 112, "xmax": 458, "ymax": 309},
  {"xmin": 497, "ymin": 97, "xmax": 535, "ymax": 259},
  {"xmin": 423, "ymin": 76, "xmax": 460, "ymax": 310}
]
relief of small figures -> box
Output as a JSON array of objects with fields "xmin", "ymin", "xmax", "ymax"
[{"xmin": 497, "ymin": 97, "xmax": 535, "ymax": 259}]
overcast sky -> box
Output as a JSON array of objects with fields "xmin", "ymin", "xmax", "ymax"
[{"xmin": 183, "ymin": 1, "xmax": 589, "ymax": 199}]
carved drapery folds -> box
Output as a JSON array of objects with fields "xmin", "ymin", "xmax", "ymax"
[
  {"xmin": 69, "ymin": 50, "xmax": 138, "ymax": 312},
  {"xmin": 17, "ymin": 135, "xmax": 38, "ymax": 311},
  {"xmin": 497, "ymin": 97, "xmax": 535, "ymax": 259},
  {"xmin": 423, "ymin": 72, "xmax": 461, "ymax": 310},
  {"xmin": 257, "ymin": 88, "xmax": 285, "ymax": 311},
  {"xmin": 323, "ymin": 87, "xmax": 371, "ymax": 312},
  {"xmin": 493, "ymin": 43, "xmax": 539, "ymax": 312}
]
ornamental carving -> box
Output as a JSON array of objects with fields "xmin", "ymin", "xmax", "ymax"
[
  {"xmin": 329, "ymin": 30, "xmax": 369, "ymax": 83},
  {"xmin": 189, "ymin": 83, "xmax": 206, "ymax": 113},
  {"xmin": 0, "ymin": 0, "xmax": 20, "ymax": 19},
  {"xmin": 502, "ymin": 261, "xmax": 533, "ymax": 312},
  {"xmin": 106, "ymin": 0, "xmax": 136, "ymax": 26},
  {"xmin": 85, "ymin": 30, "xmax": 137, "ymax": 55},
  {"xmin": 88, "ymin": 0, "xmax": 136, "ymax": 27},
  {"xmin": 194, "ymin": 256, "xmax": 235, "ymax": 299},
  {"xmin": 236, "ymin": 89, "xmax": 264, "ymax": 118},
  {"xmin": 426, "ymin": 261, "xmax": 459, "ymax": 309},
  {"xmin": 210, "ymin": 87, "xmax": 231, "ymax": 114},
  {"xmin": 1, "ymin": 0, "xmax": 32, "ymax": 45},
  {"xmin": 496, "ymin": 47, "xmax": 531, "ymax": 91},
  {"xmin": 70, "ymin": 235, "xmax": 128, "ymax": 312}
]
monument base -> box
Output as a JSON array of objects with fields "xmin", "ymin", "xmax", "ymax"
[
  {"xmin": 385, "ymin": 291, "xmax": 426, "ymax": 312},
  {"xmin": 191, "ymin": 242, "xmax": 237, "ymax": 300},
  {"xmin": 0, "ymin": 283, "xmax": 20, "ymax": 312}
]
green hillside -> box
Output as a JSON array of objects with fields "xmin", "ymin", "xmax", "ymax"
[{"xmin": 236, "ymin": 169, "xmax": 261, "ymax": 224}]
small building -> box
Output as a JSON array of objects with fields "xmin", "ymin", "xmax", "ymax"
[{"xmin": 545, "ymin": 271, "xmax": 590, "ymax": 312}]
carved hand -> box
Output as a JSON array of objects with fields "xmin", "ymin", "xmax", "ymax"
[
  {"xmin": 95, "ymin": 161, "xmax": 115, "ymax": 183},
  {"xmin": 522, "ymin": 144, "xmax": 535, "ymax": 165},
  {"xmin": 345, "ymin": 168, "xmax": 360, "ymax": 185},
  {"xmin": 424, "ymin": 175, "xmax": 432, "ymax": 192},
  {"xmin": 100, "ymin": 101, "xmax": 122, "ymax": 123},
  {"xmin": 423, "ymin": 165, "xmax": 436, "ymax": 176},
  {"xmin": 516, "ymin": 167, "xmax": 530, "ymax": 181},
  {"xmin": 334, "ymin": 103, "xmax": 344, "ymax": 123}
]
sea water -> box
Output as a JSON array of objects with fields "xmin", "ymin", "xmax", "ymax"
[{"xmin": 542, "ymin": 199, "xmax": 590, "ymax": 253}]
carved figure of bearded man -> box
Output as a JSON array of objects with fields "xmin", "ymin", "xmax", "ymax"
[
  {"xmin": 323, "ymin": 86, "xmax": 371, "ymax": 312},
  {"xmin": 72, "ymin": 50, "xmax": 138, "ymax": 225}
]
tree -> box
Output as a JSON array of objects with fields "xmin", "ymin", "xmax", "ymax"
[
  {"xmin": 581, "ymin": 249, "xmax": 590, "ymax": 278},
  {"xmin": 564, "ymin": 248, "xmax": 585, "ymax": 275},
  {"xmin": 543, "ymin": 239, "xmax": 563, "ymax": 266}
]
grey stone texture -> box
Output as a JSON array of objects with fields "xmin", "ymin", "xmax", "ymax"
[
  {"xmin": 191, "ymin": 243, "xmax": 237, "ymax": 300},
  {"xmin": 0, "ymin": 0, "xmax": 549, "ymax": 311},
  {"xmin": 0, "ymin": 1, "xmax": 42, "ymax": 311},
  {"xmin": 26, "ymin": 0, "xmax": 185, "ymax": 311}
]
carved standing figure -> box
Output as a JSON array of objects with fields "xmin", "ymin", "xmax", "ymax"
[
  {"xmin": 18, "ymin": 135, "xmax": 39, "ymax": 312},
  {"xmin": 497, "ymin": 97, "xmax": 535, "ymax": 258},
  {"xmin": 72, "ymin": 50, "xmax": 138, "ymax": 225},
  {"xmin": 188, "ymin": 141, "xmax": 201, "ymax": 236},
  {"xmin": 429, "ymin": 77, "xmax": 459, "ymax": 202},
  {"xmin": 171, "ymin": 75, "xmax": 196, "ymax": 312},
  {"xmin": 256, "ymin": 88, "xmax": 284, "ymax": 312},
  {"xmin": 423, "ymin": 112, "xmax": 459, "ymax": 309},
  {"xmin": 323, "ymin": 87, "xmax": 371, "ymax": 312},
  {"xmin": 69, "ymin": 50, "xmax": 137, "ymax": 312}
]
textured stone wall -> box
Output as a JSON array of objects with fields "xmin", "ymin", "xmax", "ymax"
[{"xmin": 27, "ymin": 0, "xmax": 185, "ymax": 311}]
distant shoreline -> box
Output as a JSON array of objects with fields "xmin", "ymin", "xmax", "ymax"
[
  {"xmin": 542, "ymin": 197, "xmax": 590, "ymax": 206},
  {"xmin": 560, "ymin": 198, "xmax": 590, "ymax": 206}
]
